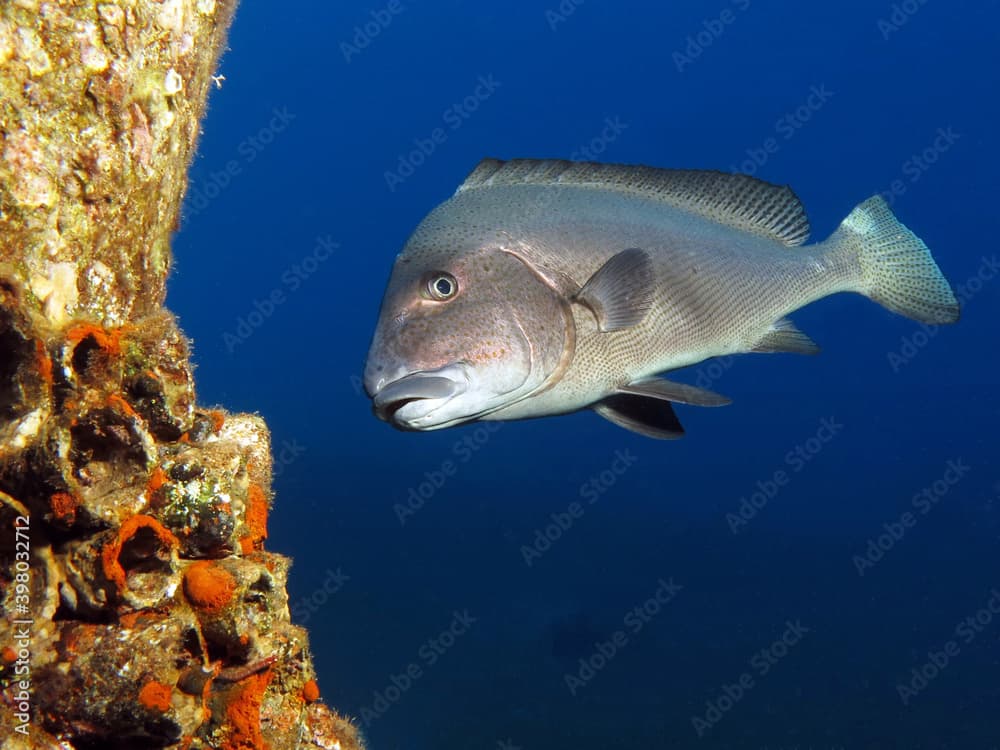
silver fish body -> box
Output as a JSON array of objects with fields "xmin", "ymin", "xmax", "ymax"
[{"xmin": 365, "ymin": 159, "xmax": 959, "ymax": 438}]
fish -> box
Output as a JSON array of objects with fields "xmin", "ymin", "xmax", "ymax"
[{"xmin": 363, "ymin": 159, "xmax": 959, "ymax": 439}]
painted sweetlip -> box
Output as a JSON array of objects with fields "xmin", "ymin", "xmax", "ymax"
[{"xmin": 365, "ymin": 158, "xmax": 959, "ymax": 439}]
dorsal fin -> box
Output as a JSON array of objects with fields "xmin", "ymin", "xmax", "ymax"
[{"xmin": 459, "ymin": 158, "xmax": 811, "ymax": 247}]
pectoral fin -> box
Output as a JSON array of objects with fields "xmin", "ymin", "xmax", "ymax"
[
  {"xmin": 574, "ymin": 248, "xmax": 654, "ymax": 332},
  {"xmin": 593, "ymin": 394, "xmax": 685, "ymax": 440},
  {"xmin": 618, "ymin": 377, "xmax": 732, "ymax": 407}
]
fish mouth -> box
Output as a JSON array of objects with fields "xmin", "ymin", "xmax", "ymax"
[{"xmin": 371, "ymin": 367, "xmax": 468, "ymax": 427}]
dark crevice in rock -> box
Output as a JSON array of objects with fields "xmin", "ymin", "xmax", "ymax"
[
  {"xmin": 70, "ymin": 409, "xmax": 148, "ymax": 490},
  {"xmin": 0, "ymin": 307, "xmax": 32, "ymax": 422},
  {"xmin": 70, "ymin": 334, "xmax": 107, "ymax": 383},
  {"xmin": 124, "ymin": 371, "xmax": 184, "ymax": 442}
]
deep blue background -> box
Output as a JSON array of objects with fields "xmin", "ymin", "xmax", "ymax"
[{"xmin": 172, "ymin": 1, "xmax": 999, "ymax": 748}]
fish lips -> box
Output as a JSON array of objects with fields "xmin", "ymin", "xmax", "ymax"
[{"xmin": 370, "ymin": 366, "xmax": 469, "ymax": 428}]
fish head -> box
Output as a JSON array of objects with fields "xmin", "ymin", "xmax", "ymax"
[{"xmin": 365, "ymin": 235, "xmax": 571, "ymax": 431}]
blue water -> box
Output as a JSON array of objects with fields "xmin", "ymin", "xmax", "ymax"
[{"xmin": 173, "ymin": 2, "xmax": 1000, "ymax": 748}]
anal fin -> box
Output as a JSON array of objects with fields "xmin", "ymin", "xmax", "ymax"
[{"xmin": 751, "ymin": 317, "xmax": 820, "ymax": 355}]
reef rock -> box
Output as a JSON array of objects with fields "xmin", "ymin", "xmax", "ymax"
[{"xmin": 0, "ymin": 2, "xmax": 362, "ymax": 748}]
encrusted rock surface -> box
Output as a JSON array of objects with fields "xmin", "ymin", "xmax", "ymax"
[{"xmin": 0, "ymin": 2, "xmax": 362, "ymax": 748}]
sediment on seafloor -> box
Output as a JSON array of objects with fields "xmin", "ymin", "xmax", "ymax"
[{"xmin": 0, "ymin": 2, "xmax": 362, "ymax": 747}]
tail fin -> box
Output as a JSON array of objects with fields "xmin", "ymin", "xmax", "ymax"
[{"xmin": 826, "ymin": 196, "xmax": 959, "ymax": 324}]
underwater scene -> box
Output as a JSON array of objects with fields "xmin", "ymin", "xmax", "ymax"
[{"xmin": 173, "ymin": 1, "xmax": 999, "ymax": 748}]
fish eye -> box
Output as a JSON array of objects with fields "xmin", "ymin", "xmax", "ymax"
[{"xmin": 426, "ymin": 272, "xmax": 458, "ymax": 301}]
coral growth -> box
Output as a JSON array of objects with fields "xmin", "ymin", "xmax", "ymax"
[{"xmin": 0, "ymin": 1, "xmax": 362, "ymax": 748}]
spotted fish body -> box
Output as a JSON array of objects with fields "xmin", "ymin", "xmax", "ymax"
[{"xmin": 364, "ymin": 159, "xmax": 959, "ymax": 438}]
